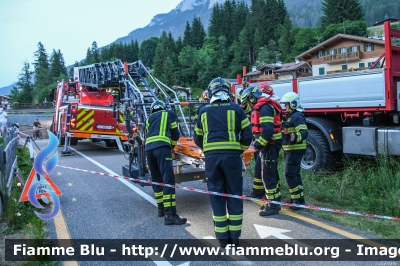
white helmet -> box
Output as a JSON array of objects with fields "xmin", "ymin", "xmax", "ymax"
[{"xmin": 280, "ymin": 92, "xmax": 304, "ymax": 112}]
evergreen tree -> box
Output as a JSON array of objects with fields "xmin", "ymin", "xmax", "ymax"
[
  {"xmin": 278, "ymin": 15, "xmax": 295, "ymax": 62},
  {"xmin": 322, "ymin": 20, "xmax": 367, "ymax": 40},
  {"xmin": 91, "ymin": 41, "xmax": 100, "ymax": 63},
  {"xmin": 208, "ymin": 3, "xmax": 223, "ymax": 38},
  {"xmin": 33, "ymin": 42, "xmax": 51, "ymax": 90},
  {"xmin": 290, "ymin": 27, "xmax": 320, "ymax": 59},
  {"xmin": 50, "ymin": 49, "xmax": 68, "ymax": 81},
  {"xmin": 231, "ymin": 1, "xmax": 250, "ymax": 43},
  {"xmin": 320, "ymin": 0, "xmax": 364, "ymax": 28},
  {"xmin": 178, "ymin": 45, "xmax": 199, "ymax": 86},
  {"xmin": 183, "ymin": 22, "xmax": 192, "ymax": 47},
  {"xmin": 191, "ymin": 17, "xmax": 206, "ymax": 49},
  {"xmin": 84, "ymin": 47, "xmax": 93, "ymax": 65},
  {"xmin": 139, "ymin": 37, "xmax": 159, "ymax": 67},
  {"xmin": 11, "ymin": 62, "xmax": 35, "ymax": 104}
]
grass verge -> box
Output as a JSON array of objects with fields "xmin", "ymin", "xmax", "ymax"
[
  {"xmin": 1, "ymin": 143, "xmax": 58, "ymax": 265},
  {"xmin": 246, "ymin": 152, "xmax": 400, "ymax": 239}
]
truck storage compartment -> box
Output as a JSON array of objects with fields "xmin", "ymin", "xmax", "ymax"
[
  {"xmin": 377, "ymin": 127, "xmax": 400, "ymax": 156},
  {"xmin": 343, "ymin": 127, "xmax": 378, "ymax": 156}
]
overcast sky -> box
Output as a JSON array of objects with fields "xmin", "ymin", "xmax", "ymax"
[{"xmin": 0, "ymin": 0, "xmax": 182, "ymax": 88}]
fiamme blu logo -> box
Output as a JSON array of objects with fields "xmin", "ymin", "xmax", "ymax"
[{"xmin": 27, "ymin": 131, "xmax": 60, "ymax": 220}]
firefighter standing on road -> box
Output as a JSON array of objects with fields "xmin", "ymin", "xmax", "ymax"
[
  {"xmin": 194, "ymin": 77, "xmax": 252, "ymax": 247},
  {"xmin": 145, "ymin": 100, "xmax": 187, "ymax": 225},
  {"xmin": 280, "ymin": 92, "xmax": 308, "ymax": 210},
  {"xmin": 240, "ymin": 85, "xmax": 283, "ymax": 216}
]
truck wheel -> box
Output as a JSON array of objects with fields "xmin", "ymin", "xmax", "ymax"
[
  {"xmin": 105, "ymin": 139, "xmax": 116, "ymax": 148},
  {"xmin": 70, "ymin": 137, "xmax": 78, "ymax": 146},
  {"xmin": 301, "ymin": 129, "xmax": 335, "ymax": 171}
]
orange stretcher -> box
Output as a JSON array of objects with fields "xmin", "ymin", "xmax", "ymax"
[{"xmin": 173, "ymin": 137, "xmax": 255, "ymax": 169}]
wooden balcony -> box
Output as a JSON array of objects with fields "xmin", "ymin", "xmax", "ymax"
[
  {"xmin": 258, "ymin": 73, "xmax": 278, "ymax": 80},
  {"xmin": 297, "ymin": 72, "xmax": 312, "ymax": 78},
  {"xmin": 327, "ymin": 67, "xmax": 370, "ymax": 74},
  {"xmin": 323, "ymin": 51, "xmax": 362, "ymax": 63}
]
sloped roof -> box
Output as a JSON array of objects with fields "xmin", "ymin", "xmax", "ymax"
[
  {"xmin": 275, "ymin": 61, "xmax": 310, "ymax": 73},
  {"xmin": 245, "ymin": 61, "xmax": 310, "ymax": 76},
  {"xmin": 296, "ymin": 34, "xmax": 385, "ymax": 60}
]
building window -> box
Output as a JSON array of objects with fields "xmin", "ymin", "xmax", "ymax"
[
  {"xmin": 340, "ymin": 47, "xmax": 348, "ymax": 53},
  {"xmin": 359, "ymin": 62, "xmax": 365, "ymax": 68},
  {"xmin": 264, "ymin": 69, "xmax": 273, "ymax": 75},
  {"xmin": 368, "ymin": 61, "xmax": 380, "ymax": 68},
  {"xmin": 319, "ymin": 67, "xmax": 325, "ymax": 75},
  {"xmin": 342, "ymin": 65, "xmax": 348, "ymax": 70},
  {"xmin": 318, "ymin": 51, "xmax": 324, "ymax": 58},
  {"xmin": 352, "ymin": 45, "xmax": 360, "ymax": 51},
  {"xmin": 328, "ymin": 49, "xmax": 336, "ymax": 55},
  {"xmin": 365, "ymin": 43, "xmax": 374, "ymax": 51}
]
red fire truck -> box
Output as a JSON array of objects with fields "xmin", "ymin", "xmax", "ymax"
[{"xmin": 51, "ymin": 64, "xmax": 129, "ymax": 155}]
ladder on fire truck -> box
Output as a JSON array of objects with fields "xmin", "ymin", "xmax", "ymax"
[{"xmin": 72, "ymin": 60, "xmax": 193, "ymax": 179}]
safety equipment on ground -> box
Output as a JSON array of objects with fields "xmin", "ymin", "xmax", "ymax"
[
  {"xmin": 280, "ymin": 92, "xmax": 304, "ymax": 112},
  {"xmin": 150, "ymin": 100, "xmax": 166, "ymax": 113},
  {"xmin": 257, "ymin": 84, "xmax": 274, "ymax": 98},
  {"xmin": 201, "ymin": 91, "xmax": 209, "ymax": 101},
  {"xmin": 240, "ymin": 86, "xmax": 262, "ymax": 106},
  {"xmin": 207, "ymin": 77, "xmax": 231, "ymax": 99}
]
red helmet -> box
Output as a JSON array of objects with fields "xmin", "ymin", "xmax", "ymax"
[
  {"xmin": 201, "ymin": 91, "xmax": 209, "ymax": 101},
  {"xmin": 257, "ymin": 84, "xmax": 274, "ymax": 98}
]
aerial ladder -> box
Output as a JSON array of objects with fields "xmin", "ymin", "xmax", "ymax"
[{"xmin": 73, "ymin": 59, "xmax": 254, "ymax": 184}]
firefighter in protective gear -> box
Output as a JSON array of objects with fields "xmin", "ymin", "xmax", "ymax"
[
  {"xmin": 241, "ymin": 85, "xmax": 283, "ymax": 216},
  {"xmin": 145, "ymin": 100, "xmax": 187, "ymax": 225},
  {"xmin": 193, "ymin": 77, "xmax": 252, "ymax": 247},
  {"xmin": 280, "ymin": 92, "xmax": 308, "ymax": 210}
]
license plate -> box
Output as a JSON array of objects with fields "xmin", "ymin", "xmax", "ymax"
[{"xmin": 96, "ymin": 125, "xmax": 114, "ymax": 129}]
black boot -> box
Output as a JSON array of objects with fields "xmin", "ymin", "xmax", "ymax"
[
  {"xmin": 289, "ymin": 198, "xmax": 305, "ymax": 211},
  {"xmin": 230, "ymin": 238, "xmax": 240, "ymax": 246},
  {"xmin": 259, "ymin": 203, "xmax": 281, "ymax": 216},
  {"xmin": 158, "ymin": 204, "xmax": 165, "ymax": 217},
  {"xmin": 164, "ymin": 214, "xmax": 187, "ymax": 225},
  {"xmin": 218, "ymin": 239, "xmax": 229, "ymax": 248},
  {"xmin": 250, "ymin": 190, "xmax": 264, "ymax": 199}
]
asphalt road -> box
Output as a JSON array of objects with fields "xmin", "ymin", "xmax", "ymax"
[{"xmin": 28, "ymin": 139, "xmax": 388, "ymax": 266}]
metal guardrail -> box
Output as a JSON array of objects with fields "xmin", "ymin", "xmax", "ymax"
[{"xmin": 0, "ymin": 126, "xmax": 20, "ymax": 215}]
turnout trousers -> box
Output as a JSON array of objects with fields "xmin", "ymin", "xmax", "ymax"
[
  {"xmin": 283, "ymin": 150, "xmax": 305, "ymax": 201},
  {"xmin": 146, "ymin": 146, "xmax": 176, "ymax": 216},
  {"xmin": 205, "ymin": 152, "xmax": 243, "ymax": 240},
  {"xmin": 260, "ymin": 140, "xmax": 282, "ymax": 202},
  {"xmin": 252, "ymin": 150, "xmax": 264, "ymax": 192}
]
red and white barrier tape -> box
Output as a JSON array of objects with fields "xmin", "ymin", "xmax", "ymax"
[{"xmin": 56, "ymin": 165, "xmax": 400, "ymax": 221}]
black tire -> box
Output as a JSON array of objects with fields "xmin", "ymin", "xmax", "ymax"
[
  {"xmin": 105, "ymin": 139, "xmax": 116, "ymax": 148},
  {"xmin": 301, "ymin": 129, "xmax": 335, "ymax": 171},
  {"xmin": 38, "ymin": 131, "xmax": 43, "ymax": 140},
  {"xmin": 70, "ymin": 137, "xmax": 78, "ymax": 146}
]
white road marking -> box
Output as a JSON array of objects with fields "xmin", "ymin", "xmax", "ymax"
[{"xmin": 70, "ymin": 147, "xmax": 156, "ymax": 206}]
